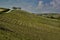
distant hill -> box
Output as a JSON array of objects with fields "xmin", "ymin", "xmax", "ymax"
[
  {"xmin": 37, "ymin": 13, "xmax": 60, "ymax": 20},
  {"xmin": 0, "ymin": 8, "xmax": 10, "ymax": 13},
  {"xmin": 0, "ymin": 9, "xmax": 60, "ymax": 40}
]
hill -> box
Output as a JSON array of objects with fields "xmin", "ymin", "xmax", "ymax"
[
  {"xmin": 0, "ymin": 9, "xmax": 60, "ymax": 40},
  {"xmin": 0, "ymin": 8, "xmax": 10, "ymax": 13},
  {"xmin": 37, "ymin": 13, "xmax": 60, "ymax": 20}
]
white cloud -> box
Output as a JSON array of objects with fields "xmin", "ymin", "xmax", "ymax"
[
  {"xmin": 36, "ymin": 0, "xmax": 60, "ymax": 13},
  {"xmin": 38, "ymin": 1, "xmax": 43, "ymax": 8}
]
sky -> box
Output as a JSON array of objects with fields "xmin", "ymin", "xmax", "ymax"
[{"xmin": 0, "ymin": 0, "xmax": 60, "ymax": 13}]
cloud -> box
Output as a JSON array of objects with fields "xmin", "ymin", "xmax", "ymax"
[
  {"xmin": 36, "ymin": 0, "xmax": 60, "ymax": 13},
  {"xmin": 38, "ymin": 1, "xmax": 43, "ymax": 8}
]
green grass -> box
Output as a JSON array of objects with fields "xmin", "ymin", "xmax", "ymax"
[
  {"xmin": 38, "ymin": 13, "xmax": 60, "ymax": 20},
  {"xmin": 0, "ymin": 10, "xmax": 60, "ymax": 40}
]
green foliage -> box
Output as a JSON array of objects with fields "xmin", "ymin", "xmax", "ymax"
[
  {"xmin": 12, "ymin": 7, "xmax": 21, "ymax": 10},
  {"xmin": 0, "ymin": 10, "xmax": 60, "ymax": 40}
]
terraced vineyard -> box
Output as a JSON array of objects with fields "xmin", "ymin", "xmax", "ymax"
[{"xmin": 0, "ymin": 10, "xmax": 60, "ymax": 40}]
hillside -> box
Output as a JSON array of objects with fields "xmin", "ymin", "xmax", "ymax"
[
  {"xmin": 0, "ymin": 10, "xmax": 60, "ymax": 40},
  {"xmin": 37, "ymin": 13, "xmax": 60, "ymax": 20},
  {"xmin": 0, "ymin": 8, "xmax": 10, "ymax": 13}
]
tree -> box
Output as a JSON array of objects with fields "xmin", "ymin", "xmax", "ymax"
[
  {"xmin": 12, "ymin": 7, "xmax": 21, "ymax": 10},
  {"xmin": 12, "ymin": 7, "xmax": 17, "ymax": 10}
]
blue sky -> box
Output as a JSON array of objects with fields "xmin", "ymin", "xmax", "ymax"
[{"xmin": 0, "ymin": 0, "xmax": 60, "ymax": 13}]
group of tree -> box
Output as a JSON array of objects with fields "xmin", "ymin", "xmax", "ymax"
[{"xmin": 12, "ymin": 7, "xmax": 21, "ymax": 10}]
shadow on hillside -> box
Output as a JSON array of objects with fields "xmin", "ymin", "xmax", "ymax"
[{"xmin": 0, "ymin": 26, "xmax": 13, "ymax": 32}]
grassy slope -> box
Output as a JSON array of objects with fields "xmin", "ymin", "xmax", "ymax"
[
  {"xmin": 0, "ymin": 10, "xmax": 60, "ymax": 40},
  {"xmin": 38, "ymin": 13, "xmax": 60, "ymax": 20}
]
